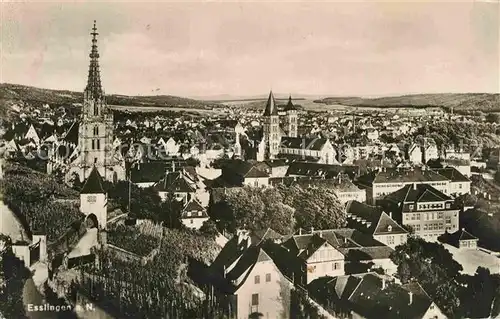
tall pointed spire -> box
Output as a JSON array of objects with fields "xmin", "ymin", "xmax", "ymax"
[
  {"xmin": 263, "ymin": 90, "xmax": 278, "ymax": 116},
  {"xmin": 85, "ymin": 20, "xmax": 103, "ymax": 100}
]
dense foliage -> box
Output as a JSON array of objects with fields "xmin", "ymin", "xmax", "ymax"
[
  {"xmin": 278, "ymin": 185, "xmax": 346, "ymax": 230},
  {"xmin": 1, "ymin": 162, "xmax": 83, "ymax": 242},
  {"xmin": 211, "ymin": 186, "xmax": 295, "ymax": 234},
  {"xmin": 390, "ymin": 237, "xmax": 463, "ymax": 317},
  {"xmin": 390, "ymin": 237, "xmax": 500, "ymax": 318},
  {"xmin": 0, "ymin": 236, "xmax": 30, "ymax": 319},
  {"xmin": 106, "ymin": 182, "xmax": 182, "ymax": 226},
  {"xmin": 211, "ymin": 185, "xmax": 345, "ymax": 234},
  {"xmin": 412, "ymin": 121, "xmax": 500, "ymax": 151}
]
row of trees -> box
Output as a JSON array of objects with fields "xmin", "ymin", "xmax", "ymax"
[
  {"xmin": 210, "ymin": 185, "xmax": 346, "ymax": 235},
  {"xmin": 390, "ymin": 237, "xmax": 500, "ymax": 318}
]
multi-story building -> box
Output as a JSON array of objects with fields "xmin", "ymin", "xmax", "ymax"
[
  {"xmin": 282, "ymin": 232, "xmax": 345, "ymax": 283},
  {"xmin": 346, "ymin": 200, "xmax": 408, "ymax": 248},
  {"xmin": 205, "ymin": 232, "xmax": 294, "ymax": 319},
  {"xmin": 381, "ymin": 184, "xmax": 460, "ymax": 241},
  {"xmin": 357, "ymin": 167, "xmax": 450, "ymax": 205},
  {"xmin": 434, "ymin": 167, "xmax": 471, "ymax": 196}
]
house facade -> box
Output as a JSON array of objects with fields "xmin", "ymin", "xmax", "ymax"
[{"xmin": 382, "ymin": 184, "xmax": 460, "ymax": 241}]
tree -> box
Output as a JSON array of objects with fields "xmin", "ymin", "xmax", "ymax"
[
  {"xmin": 159, "ymin": 193, "xmax": 183, "ymax": 228},
  {"xmin": 278, "ymin": 185, "xmax": 346, "ymax": 231},
  {"xmin": 461, "ymin": 267, "xmax": 500, "ymax": 318},
  {"xmin": 215, "ymin": 187, "xmax": 294, "ymax": 234},
  {"xmin": 390, "ymin": 237, "xmax": 464, "ymax": 317},
  {"xmin": 0, "ymin": 235, "xmax": 29, "ymax": 318},
  {"xmin": 107, "ymin": 181, "xmax": 163, "ymax": 222},
  {"xmin": 199, "ymin": 219, "xmax": 219, "ymax": 239}
]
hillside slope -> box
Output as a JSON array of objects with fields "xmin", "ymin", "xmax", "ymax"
[
  {"xmin": 0, "ymin": 83, "xmax": 217, "ymax": 120},
  {"xmin": 314, "ymin": 93, "xmax": 500, "ymax": 113}
]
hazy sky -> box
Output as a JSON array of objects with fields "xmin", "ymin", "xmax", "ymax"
[{"xmin": 1, "ymin": 1, "xmax": 499, "ymax": 97}]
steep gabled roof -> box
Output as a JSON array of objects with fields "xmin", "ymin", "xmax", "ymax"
[
  {"xmin": 81, "ymin": 167, "xmax": 105, "ymax": 194},
  {"xmin": 434, "ymin": 167, "xmax": 470, "ymax": 183},
  {"xmin": 183, "ymin": 198, "xmax": 205, "ymax": 212},
  {"xmin": 63, "ymin": 121, "xmax": 79, "ymax": 145},
  {"xmin": 263, "ymin": 91, "xmax": 278, "ymax": 116},
  {"xmin": 154, "ymin": 171, "xmax": 195, "ymax": 193},
  {"xmin": 439, "ymin": 228, "xmax": 478, "ymax": 247},
  {"xmin": 346, "ymin": 201, "xmax": 407, "ymax": 236},
  {"xmin": 280, "ymin": 137, "xmax": 328, "ymax": 151},
  {"xmin": 384, "ymin": 183, "xmax": 452, "ymax": 204},
  {"xmin": 283, "ymin": 95, "xmax": 299, "ymax": 111}
]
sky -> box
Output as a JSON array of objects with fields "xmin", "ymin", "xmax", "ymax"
[{"xmin": 1, "ymin": 1, "xmax": 499, "ymax": 98}]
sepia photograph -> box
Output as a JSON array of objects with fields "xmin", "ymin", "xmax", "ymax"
[{"xmin": 0, "ymin": 0, "xmax": 499, "ymax": 318}]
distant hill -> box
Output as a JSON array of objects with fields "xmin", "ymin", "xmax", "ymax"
[
  {"xmin": 314, "ymin": 93, "xmax": 500, "ymax": 113},
  {"xmin": 0, "ymin": 83, "xmax": 218, "ymax": 120}
]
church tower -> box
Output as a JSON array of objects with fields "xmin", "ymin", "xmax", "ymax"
[
  {"xmin": 284, "ymin": 95, "xmax": 298, "ymax": 137},
  {"xmin": 262, "ymin": 91, "xmax": 280, "ymax": 159},
  {"xmin": 78, "ymin": 21, "xmax": 115, "ymax": 181}
]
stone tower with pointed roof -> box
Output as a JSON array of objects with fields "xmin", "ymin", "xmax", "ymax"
[
  {"xmin": 284, "ymin": 95, "xmax": 298, "ymax": 137},
  {"xmin": 262, "ymin": 91, "xmax": 280, "ymax": 159},
  {"xmin": 78, "ymin": 21, "xmax": 116, "ymax": 180},
  {"xmin": 48, "ymin": 21, "xmax": 125, "ymax": 184},
  {"xmin": 80, "ymin": 166, "xmax": 107, "ymax": 229}
]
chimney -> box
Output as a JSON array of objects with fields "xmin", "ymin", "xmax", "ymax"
[
  {"xmin": 319, "ymin": 231, "xmax": 323, "ymax": 238},
  {"xmin": 413, "ymin": 183, "xmax": 417, "ymax": 190},
  {"xmin": 223, "ymin": 265, "xmax": 227, "ymax": 278},
  {"xmin": 382, "ymin": 277, "xmax": 386, "ymax": 290},
  {"xmin": 409, "ymin": 292, "xmax": 413, "ymax": 305},
  {"xmin": 310, "ymin": 227, "xmax": 314, "ymax": 233},
  {"xmin": 172, "ymin": 160, "xmax": 176, "ymax": 172},
  {"xmin": 298, "ymin": 228, "xmax": 302, "ymax": 235}
]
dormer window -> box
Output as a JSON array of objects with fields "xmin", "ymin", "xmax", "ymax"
[
  {"xmin": 445, "ymin": 203, "xmax": 451, "ymax": 209},
  {"xmin": 409, "ymin": 204, "xmax": 414, "ymax": 211}
]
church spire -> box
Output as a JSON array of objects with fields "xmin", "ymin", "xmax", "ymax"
[
  {"xmin": 85, "ymin": 20, "xmax": 103, "ymax": 100},
  {"xmin": 263, "ymin": 90, "xmax": 278, "ymax": 116}
]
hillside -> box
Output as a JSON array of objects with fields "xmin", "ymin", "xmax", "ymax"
[
  {"xmin": 314, "ymin": 93, "xmax": 500, "ymax": 113},
  {"xmin": 0, "ymin": 83, "xmax": 218, "ymax": 120}
]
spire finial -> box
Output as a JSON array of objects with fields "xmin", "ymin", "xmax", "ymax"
[{"xmin": 86, "ymin": 20, "xmax": 103, "ymax": 100}]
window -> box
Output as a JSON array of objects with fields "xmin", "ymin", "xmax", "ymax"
[
  {"xmin": 251, "ymin": 294, "xmax": 259, "ymax": 306},
  {"xmin": 445, "ymin": 203, "xmax": 451, "ymax": 209},
  {"xmin": 96, "ymin": 140, "xmax": 100, "ymax": 150},
  {"xmin": 93, "ymin": 126, "xmax": 99, "ymax": 136},
  {"xmin": 87, "ymin": 195, "xmax": 96, "ymax": 203},
  {"xmin": 387, "ymin": 236, "xmax": 394, "ymax": 245},
  {"xmin": 190, "ymin": 219, "xmax": 193, "ymax": 224},
  {"xmin": 254, "ymin": 275, "xmax": 260, "ymax": 284},
  {"xmin": 265, "ymin": 273, "xmax": 271, "ymax": 282},
  {"xmin": 91, "ymin": 140, "xmax": 95, "ymax": 150},
  {"xmin": 333, "ymin": 262, "xmax": 340, "ymax": 270},
  {"xmin": 409, "ymin": 204, "xmax": 414, "ymax": 211},
  {"xmin": 94, "ymin": 104, "xmax": 99, "ymax": 116}
]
